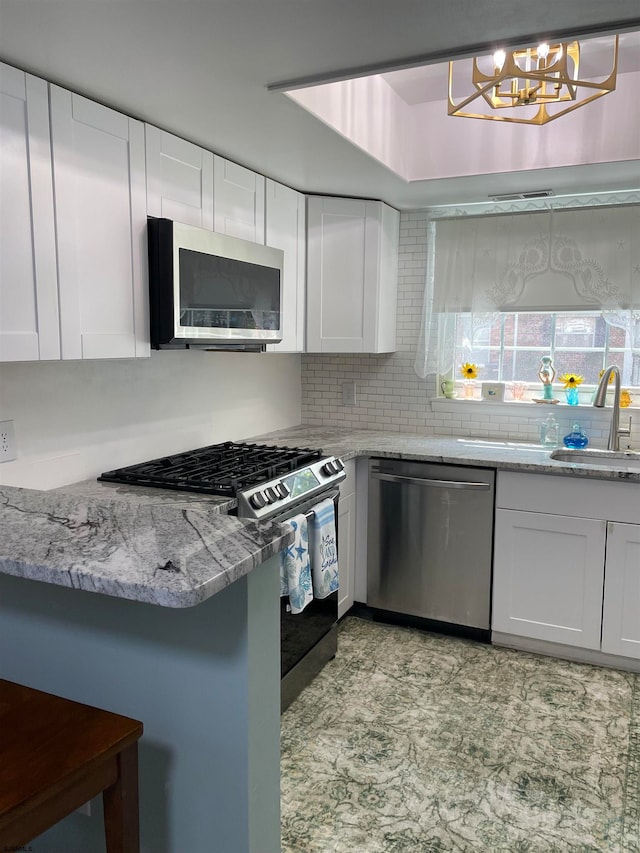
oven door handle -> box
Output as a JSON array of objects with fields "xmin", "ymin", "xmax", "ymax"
[
  {"xmin": 370, "ymin": 471, "xmax": 491, "ymax": 490},
  {"xmin": 267, "ymin": 488, "xmax": 342, "ymax": 524}
]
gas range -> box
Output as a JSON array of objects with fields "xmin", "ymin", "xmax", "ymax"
[{"xmin": 99, "ymin": 441, "xmax": 346, "ymax": 521}]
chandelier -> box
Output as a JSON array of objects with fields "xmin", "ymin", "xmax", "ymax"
[{"xmin": 448, "ymin": 37, "xmax": 619, "ymax": 125}]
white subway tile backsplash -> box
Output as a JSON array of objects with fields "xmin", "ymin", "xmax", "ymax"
[{"xmin": 301, "ymin": 214, "xmax": 638, "ymax": 448}]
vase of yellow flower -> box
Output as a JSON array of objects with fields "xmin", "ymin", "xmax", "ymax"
[
  {"xmin": 460, "ymin": 362, "xmax": 478, "ymax": 398},
  {"xmin": 560, "ymin": 373, "xmax": 583, "ymax": 405}
]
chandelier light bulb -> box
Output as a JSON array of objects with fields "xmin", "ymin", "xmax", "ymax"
[
  {"xmin": 537, "ymin": 42, "xmax": 550, "ymax": 59},
  {"xmin": 493, "ymin": 49, "xmax": 506, "ymax": 71}
]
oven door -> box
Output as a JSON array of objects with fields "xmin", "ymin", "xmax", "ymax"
[{"xmin": 270, "ymin": 489, "xmax": 340, "ymax": 709}]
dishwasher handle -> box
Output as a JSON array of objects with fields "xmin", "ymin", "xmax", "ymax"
[{"xmin": 370, "ymin": 471, "xmax": 491, "ymax": 490}]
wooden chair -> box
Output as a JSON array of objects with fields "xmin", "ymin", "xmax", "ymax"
[{"xmin": 0, "ymin": 679, "xmax": 143, "ymax": 851}]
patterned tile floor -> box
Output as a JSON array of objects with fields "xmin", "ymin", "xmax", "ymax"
[{"xmin": 281, "ymin": 617, "xmax": 640, "ymax": 852}]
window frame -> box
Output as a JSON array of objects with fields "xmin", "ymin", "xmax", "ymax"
[{"xmin": 450, "ymin": 309, "xmax": 639, "ymax": 392}]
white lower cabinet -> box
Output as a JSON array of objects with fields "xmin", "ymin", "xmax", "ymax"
[
  {"xmin": 601, "ymin": 522, "xmax": 640, "ymax": 658},
  {"xmin": 338, "ymin": 460, "xmax": 357, "ymax": 618},
  {"xmin": 492, "ymin": 509, "xmax": 606, "ymax": 649},
  {"xmin": 492, "ymin": 472, "xmax": 640, "ymax": 661}
]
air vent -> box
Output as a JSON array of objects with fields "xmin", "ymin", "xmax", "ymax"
[{"xmin": 489, "ymin": 190, "xmax": 554, "ymax": 201}]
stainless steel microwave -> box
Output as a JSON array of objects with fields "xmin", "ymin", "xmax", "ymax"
[{"xmin": 148, "ymin": 218, "xmax": 284, "ymax": 350}]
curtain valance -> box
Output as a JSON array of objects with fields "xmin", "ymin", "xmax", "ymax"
[{"xmin": 433, "ymin": 204, "xmax": 640, "ymax": 313}]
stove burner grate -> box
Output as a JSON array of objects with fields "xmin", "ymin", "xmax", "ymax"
[{"xmin": 99, "ymin": 441, "xmax": 324, "ymax": 497}]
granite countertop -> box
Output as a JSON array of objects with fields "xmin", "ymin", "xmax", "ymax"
[
  {"xmin": 0, "ymin": 484, "xmax": 292, "ymax": 608},
  {"xmin": 248, "ymin": 426, "xmax": 640, "ymax": 483},
  {"xmin": 2, "ymin": 425, "xmax": 638, "ymax": 611}
]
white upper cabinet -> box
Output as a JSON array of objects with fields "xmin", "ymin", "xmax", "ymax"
[
  {"xmin": 213, "ymin": 156, "xmax": 265, "ymax": 243},
  {"xmin": 145, "ymin": 126, "xmax": 214, "ymax": 229},
  {"xmin": 306, "ymin": 196, "xmax": 399, "ymax": 353},
  {"xmin": 50, "ymin": 87, "xmax": 149, "ymax": 359},
  {"xmin": 0, "ymin": 63, "xmax": 59, "ymax": 361},
  {"xmin": 265, "ymin": 180, "xmax": 306, "ymax": 353}
]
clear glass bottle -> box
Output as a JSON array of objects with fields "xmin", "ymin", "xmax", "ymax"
[{"xmin": 540, "ymin": 414, "xmax": 559, "ymax": 447}]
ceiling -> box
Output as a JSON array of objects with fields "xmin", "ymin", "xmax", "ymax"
[{"xmin": 1, "ymin": 0, "xmax": 639, "ymax": 209}]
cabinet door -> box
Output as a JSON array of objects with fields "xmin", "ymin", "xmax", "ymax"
[
  {"xmin": 146, "ymin": 126, "xmax": 214, "ymax": 229},
  {"xmin": 306, "ymin": 196, "xmax": 397, "ymax": 353},
  {"xmin": 0, "ymin": 64, "xmax": 59, "ymax": 361},
  {"xmin": 213, "ymin": 156, "xmax": 265, "ymax": 243},
  {"xmin": 306, "ymin": 197, "xmax": 371, "ymax": 353},
  {"xmin": 492, "ymin": 509, "xmax": 606, "ymax": 649},
  {"xmin": 51, "ymin": 87, "xmax": 149, "ymax": 359},
  {"xmin": 265, "ymin": 180, "xmax": 305, "ymax": 353},
  {"xmin": 601, "ymin": 522, "xmax": 640, "ymax": 659},
  {"xmin": 338, "ymin": 490, "xmax": 356, "ymax": 619}
]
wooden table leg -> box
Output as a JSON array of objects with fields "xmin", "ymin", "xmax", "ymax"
[{"xmin": 103, "ymin": 742, "xmax": 140, "ymax": 853}]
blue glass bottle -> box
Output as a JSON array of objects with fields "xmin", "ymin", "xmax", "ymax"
[{"xmin": 563, "ymin": 423, "xmax": 589, "ymax": 449}]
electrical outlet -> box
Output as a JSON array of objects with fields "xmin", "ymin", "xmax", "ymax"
[
  {"xmin": 342, "ymin": 382, "xmax": 357, "ymax": 406},
  {"xmin": 0, "ymin": 420, "xmax": 17, "ymax": 462}
]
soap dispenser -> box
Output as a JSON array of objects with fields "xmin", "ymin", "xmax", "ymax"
[
  {"xmin": 563, "ymin": 423, "xmax": 589, "ymax": 449},
  {"xmin": 540, "ymin": 414, "xmax": 559, "ymax": 447}
]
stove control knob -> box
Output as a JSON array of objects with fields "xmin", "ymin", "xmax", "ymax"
[
  {"xmin": 322, "ymin": 460, "xmax": 339, "ymax": 476},
  {"xmin": 249, "ymin": 491, "xmax": 267, "ymax": 509},
  {"xmin": 264, "ymin": 486, "xmax": 279, "ymax": 503},
  {"xmin": 276, "ymin": 482, "xmax": 290, "ymax": 499},
  {"xmin": 335, "ymin": 457, "xmax": 345, "ymax": 471}
]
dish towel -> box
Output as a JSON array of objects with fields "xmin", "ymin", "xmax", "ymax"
[
  {"xmin": 279, "ymin": 514, "xmax": 313, "ymax": 614},
  {"xmin": 309, "ymin": 498, "xmax": 339, "ymax": 599}
]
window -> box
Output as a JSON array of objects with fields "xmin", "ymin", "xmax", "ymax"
[
  {"xmin": 454, "ymin": 310, "xmax": 639, "ymax": 386},
  {"xmin": 415, "ymin": 201, "xmax": 640, "ymax": 393}
]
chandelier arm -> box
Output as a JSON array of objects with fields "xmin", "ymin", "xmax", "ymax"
[{"xmin": 448, "ymin": 75, "xmax": 523, "ymax": 113}]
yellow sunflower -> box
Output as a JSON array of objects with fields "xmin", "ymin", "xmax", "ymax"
[
  {"xmin": 598, "ymin": 369, "xmax": 615, "ymax": 384},
  {"xmin": 560, "ymin": 373, "xmax": 583, "ymax": 389},
  {"xmin": 460, "ymin": 362, "xmax": 478, "ymax": 380}
]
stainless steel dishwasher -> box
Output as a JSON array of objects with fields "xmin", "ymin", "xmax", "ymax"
[{"xmin": 367, "ymin": 458, "xmax": 495, "ymax": 637}]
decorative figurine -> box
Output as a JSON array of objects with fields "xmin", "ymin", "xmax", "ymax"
[{"xmin": 533, "ymin": 355, "xmax": 559, "ymax": 404}]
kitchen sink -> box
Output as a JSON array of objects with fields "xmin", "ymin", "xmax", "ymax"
[{"xmin": 550, "ymin": 448, "xmax": 640, "ymax": 471}]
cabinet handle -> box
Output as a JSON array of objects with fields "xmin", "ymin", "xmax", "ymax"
[{"xmin": 370, "ymin": 471, "xmax": 491, "ymax": 490}]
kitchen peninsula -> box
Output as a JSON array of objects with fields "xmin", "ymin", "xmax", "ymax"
[{"xmin": 0, "ymin": 484, "xmax": 292, "ymax": 852}]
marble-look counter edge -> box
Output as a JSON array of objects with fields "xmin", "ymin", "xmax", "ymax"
[{"xmin": 0, "ymin": 485, "xmax": 293, "ymax": 608}]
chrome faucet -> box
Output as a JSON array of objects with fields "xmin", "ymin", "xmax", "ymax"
[{"xmin": 593, "ymin": 365, "xmax": 632, "ymax": 451}]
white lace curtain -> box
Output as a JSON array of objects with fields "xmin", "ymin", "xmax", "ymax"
[{"xmin": 415, "ymin": 204, "xmax": 640, "ymax": 379}]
